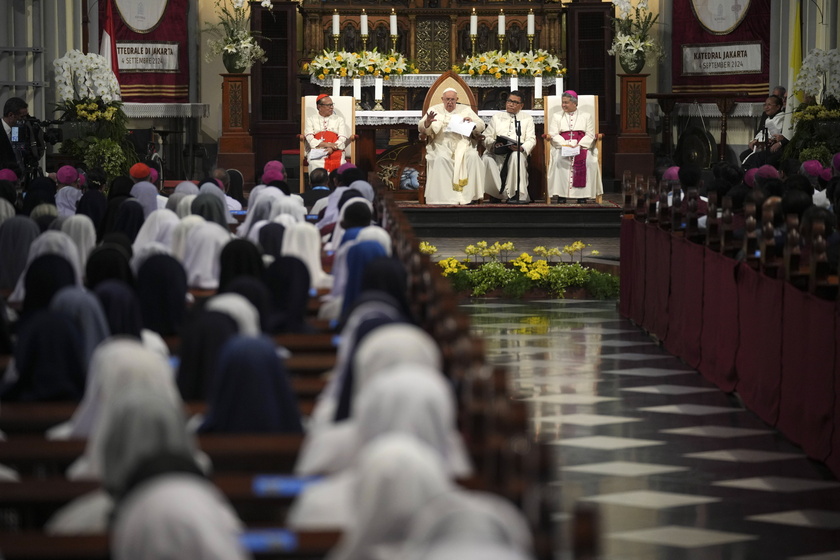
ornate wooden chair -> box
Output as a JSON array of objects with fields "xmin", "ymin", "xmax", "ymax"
[{"xmin": 417, "ymin": 71, "xmax": 479, "ymax": 204}]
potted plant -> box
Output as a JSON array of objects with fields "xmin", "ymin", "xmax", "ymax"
[
  {"xmin": 205, "ymin": 0, "xmax": 273, "ymax": 73},
  {"xmin": 607, "ymin": 0, "xmax": 662, "ymax": 74},
  {"xmin": 53, "ymin": 50, "xmax": 136, "ymax": 180}
]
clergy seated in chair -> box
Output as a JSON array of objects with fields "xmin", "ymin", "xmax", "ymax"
[
  {"xmin": 303, "ymin": 94, "xmax": 350, "ymax": 173},
  {"xmin": 482, "ymin": 90, "xmax": 536, "ymax": 202},
  {"xmin": 546, "ymin": 90, "xmax": 604, "ymax": 204},
  {"xmin": 418, "ymin": 88, "xmax": 486, "ymax": 205}
]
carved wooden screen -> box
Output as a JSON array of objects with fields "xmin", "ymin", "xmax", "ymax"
[{"xmin": 416, "ymin": 18, "xmax": 451, "ymax": 72}]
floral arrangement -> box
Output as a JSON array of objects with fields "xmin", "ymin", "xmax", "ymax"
[
  {"xmin": 433, "ymin": 240, "xmax": 616, "ymax": 299},
  {"xmin": 453, "ymin": 49, "xmax": 565, "ymax": 78},
  {"xmin": 305, "ymin": 50, "xmax": 419, "ymax": 79},
  {"xmin": 785, "ymin": 49, "xmax": 840, "ymax": 164},
  {"xmin": 793, "ymin": 48, "xmax": 840, "ymax": 107},
  {"xmin": 54, "ymin": 50, "xmax": 121, "ymax": 104},
  {"xmin": 607, "ymin": 0, "xmax": 662, "ymax": 69},
  {"xmin": 205, "ymin": 0, "xmax": 273, "ymax": 70},
  {"xmin": 53, "ymin": 50, "xmax": 134, "ymax": 180}
]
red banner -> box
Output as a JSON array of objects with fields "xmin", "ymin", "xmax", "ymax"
[
  {"xmin": 671, "ymin": 0, "xmax": 770, "ymax": 100},
  {"xmin": 99, "ymin": 0, "xmax": 190, "ymax": 103}
]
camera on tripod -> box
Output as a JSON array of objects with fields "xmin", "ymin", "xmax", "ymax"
[{"xmin": 11, "ymin": 116, "xmax": 63, "ymax": 167}]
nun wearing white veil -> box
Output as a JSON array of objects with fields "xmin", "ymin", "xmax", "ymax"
[
  {"xmin": 288, "ymin": 367, "xmax": 471, "ymax": 530},
  {"xmin": 321, "ymin": 435, "xmax": 453, "ymax": 560},
  {"xmin": 281, "ymin": 221, "xmax": 333, "ymax": 290}
]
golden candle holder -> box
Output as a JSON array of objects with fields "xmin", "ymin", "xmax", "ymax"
[
  {"xmin": 528, "ymin": 34, "xmax": 534, "ymax": 52},
  {"xmin": 390, "ymin": 36, "xmax": 398, "ymax": 53},
  {"xmin": 361, "ymin": 35, "xmax": 368, "ymax": 51},
  {"xmin": 533, "ymin": 96, "xmax": 544, "ymax": 110},
  {"xmin": 498, "ymin": 35, "xmax": 505, "ymax": 51},
  {"xmin": 373, "ymin": 98, "xmax": 384, "ymax": 111},
  {"xmin": 470, "ymin": 34, "xmax": 477, "ymax": 56},
  {"xmin": 332, "ymin": 34, "xmax": 340, "ymax": 51}
]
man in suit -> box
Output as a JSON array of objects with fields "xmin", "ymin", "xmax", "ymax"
[{"xmin": 0, "ymin": 97, "xmax": 28, "ymax": 178}]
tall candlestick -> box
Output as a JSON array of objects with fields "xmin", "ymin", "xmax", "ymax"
[
  {"xmin": 374, "ymin": 77, "xmax": 384, "ymax": 111},
  {"xmin": 332, "ymin": 78, "xmax": 341, "ymax": 98},
  {"xmin": 498, "ymin": 10, "xmax": 505, "ymax": 36},
  {"xmin": 332, "ymin": 11, "xmax": 340, "ymax": 36},
  {"xmin": 534, "ymin": 76, "xmax": 542, "ymax": 98},
  {"xmin": 470, "ymin": 8, "xmax": 477, "ymax": 36},
  {"xmin": 353, "ymin": 77, "xmax": 361, "ymax": 100},
  {"xmin": 556, "ymin": 76, "xmax": 564, "ymax": 94},
  {"xmin": 360, "ymin": 10, "xmax": 368, "ymax": 35},
  {"xmin": 510, "ymin": 76, "xmax": 518, "ymax": 92},
  {"xmin": 527, "ymin": 10, "xmax": 535, "ymax": 35},
  {"xmin": 390, "ymin": 9, "xmax": 397, "ymax": 36}
]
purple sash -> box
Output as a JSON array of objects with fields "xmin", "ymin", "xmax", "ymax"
[{"xmin": 560, "ymin": 130, "xmax": 587, "ymax": 188}]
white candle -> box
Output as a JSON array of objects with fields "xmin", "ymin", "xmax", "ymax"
[
  {"xmin": 375, "ymin": 77, "xmax": 383, "ymax": 100},
  {"xmin": 390, "ymin": 10, "xmax": 397, "ymax": 36},
  {"xmin": 510, "ymin": 76, "xmax": 518, "ymax": 91},
  {"xmin": 360, "ymin": 11, "xmax": 368, "ymax": 35},
  {"xmin": 332, "ymin": 78, "xmax": 341, "ymax": 98},
  {"xmin": 527, "ymin": 10, "xmax": 535, "ymax": 35},
  {"xmin": 470, "ymin": 9, "xmax": 477, "ymax": 35},
  {"xmin": 498, "ymin": 11, "xmax": 505, "ymax": 35},
  {"xmin": 534, "ymin": 76, "xmax": 542, "ymax": 99},
  {"xmin": 332, "ymin": 12, "xmax": 340, "ymax": 35},
  {"xmin": 556, "ymin": 76, "xmax": 563, "ymax": 94},
  {"xmin": 353, "ymin": 77, "xmax": 361, "ymax": 100}
]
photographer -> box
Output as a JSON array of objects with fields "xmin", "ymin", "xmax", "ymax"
[{"xmin": 1, "ymin": 97, "xmax": 28, "ymax": 177}]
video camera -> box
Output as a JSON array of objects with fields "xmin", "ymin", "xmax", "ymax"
[{"xmin": 10, "ymin": 116, "xmax": 63, "ymax": 169}]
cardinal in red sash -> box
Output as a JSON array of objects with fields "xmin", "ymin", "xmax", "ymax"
[{"xmin": 304, "ymin": 94, "xmax": 349, "ymax": 173}]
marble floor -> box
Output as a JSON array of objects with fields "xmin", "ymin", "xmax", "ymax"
[{"xmin": 464, "ymin": 299, "xmax": 840, "ymax": 560}]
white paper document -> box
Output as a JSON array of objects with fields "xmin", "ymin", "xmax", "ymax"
[
  {"xmin": 561, "ymin": 146, "xmax": 581, "ymax": 157},
  {"xmin": 308, "ymin": 148, "xmax": 329, "ymax": 160},
  {"xmin": 445, "ymin": 115, "xmax": 476, "ymax": 137}
]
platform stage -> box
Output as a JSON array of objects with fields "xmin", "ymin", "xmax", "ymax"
[{"xmin": 395, "ymin": 198, "xmax": 622, "ymax": 238}]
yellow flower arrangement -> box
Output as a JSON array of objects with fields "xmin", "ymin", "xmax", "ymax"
[
  {"xmin": 306, "ymin": 49, "xmax": 419, "ymax": 79},
  {"xmin": 438, "ymin": 257, "xmax": 468, "ymax": 277},
  {"xmin": 419, "ymin": 241, "xmax": 438, "ymax": 255},
  {"xmin": 453, "ymin": 49, "xmax": 565, "ymax": 77}
]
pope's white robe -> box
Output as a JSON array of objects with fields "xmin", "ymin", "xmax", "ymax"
[{"xmin": 418, "ymin": 104, "xmax": 485, "ymax": 205}]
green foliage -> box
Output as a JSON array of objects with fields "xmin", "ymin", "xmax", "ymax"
[
  {"xmin": 84, "ymin": 138, "xmax": 129, "ymax": 180},
  {"xmin": 545, "ymin": 263, "xmax": 590, "ymax": 297},
  {"xmin": 585, "ymin": 270, "xmax": 621, "ymax": 299},
  {"xmin": 783, "ymin": 105, "xmax": 840, "ymax": 163},
  {"xmin": 467, "ymin": 262, "xmax": 515, "ymax": 296}
]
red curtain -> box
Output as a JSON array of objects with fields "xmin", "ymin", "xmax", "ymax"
[
  {"xmin": 671, "ymin": 0, "xmax": 771, "ymax": 99},
  {"xmin": 735, "ymin": 264, "xmax": 784, "ymax": 426},
  {"xmin": 697, "ymin": 250, "xmax": 740, "ymax": 391},
  {"xmin": 642, "ymin": 227, "xmax": 670, "ymax": 338},
  {"xmin": 630, "ymin": 220, "xmax": 647, "ymax": 326},
  {"xmin": 663, "ymin": 237, "xmax": 705, "ymax": 367},
  {"xmin": 778, "ymin": 286, "xmax": 836, "ymax": 461},
  {"xmin": 100, "ymin": 0, "xmax": 190, "ymax": 103},
  {"xmin": 619, "ymin": 218, "xmax": 635, "ymax": 319}
]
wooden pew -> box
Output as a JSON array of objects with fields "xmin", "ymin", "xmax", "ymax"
[
  {"xmin": 0, "ymin": 395, "xmax": 319, "ymax": 435},
  {"xmin": 0, "ymin": 434, "xmax": 304, "ymax": 476},
  {"xmin": 0, "ymin": 530, "xmax": 342, "ymax": 560}
]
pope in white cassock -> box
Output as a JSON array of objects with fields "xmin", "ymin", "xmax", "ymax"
[
  {"xmin": 546, "ymin": 90, "xmax": 603, "ymax": 203},
  {"xmin": 418, "ymin": 88, "xmax": 485, "ymax": 205},
  {"xmin": 304, "ymin": 94, "xmax": 349, "ymax": 172},
  {"xmin": 482, "ymin": 91, "xmax": 536, "ymax": 202}
]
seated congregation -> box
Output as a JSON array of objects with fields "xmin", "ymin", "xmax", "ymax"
[{"xmin": 0, "ymin": 162, "xmax": 545, "ymax": 559}]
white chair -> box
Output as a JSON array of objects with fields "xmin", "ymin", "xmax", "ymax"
[
  {"xmin": 299, "ymin": 95, "xmax": 356, "ymax": 192},
  {"xmin": 543, "ymin": 94, "xmax": 603, "ymax": 203}
]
